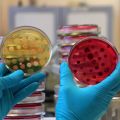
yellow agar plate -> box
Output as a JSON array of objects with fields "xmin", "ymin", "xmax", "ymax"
[{"xmin": 1, "ymin": 26, "xmax": 52, "ymax": 75}]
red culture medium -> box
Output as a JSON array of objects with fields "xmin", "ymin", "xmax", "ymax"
[
  {"xmin": 58, "ymin": 24, "xmax": 99, "ymax": 34},
  {"xmin": 5, "ymin": 115, "xmax": 41, "ymax": 119},
  {"xmin": 68, "ymin": 37, "xmax": 118, "ymax": 85}
]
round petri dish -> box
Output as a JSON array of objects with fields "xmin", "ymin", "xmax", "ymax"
[
  {"xmin": 58, "ymin": 24, "xmax": 100, "ymax": 36},
  {"xmin": 58, "ymin": 47, "xmax": 72, "ymax": 53},
  {"xmin": 1, "ymin": 26, "xmax": 52, "ymax": 75},
  {"xmin": 14, "ymin": 102, "xmax": 43, "ymax": 108},
  {"xmin": 60, "ymin": 34, "xmax": 98, "ymax": 41},
  {"xmin": 68, "ymin": 37, "xmax": 118, "ymax": 85},
  {"xmin": 59, "ymin": 43, "xmax": 75, "ymax": 47},
  {"xmin": 9, "ymin": 104, "xmax": 44, "ymax": 114},
  {"xmin": 36, "ymin": 81, "xmax": 45, "ymax": 91},
  {"xmin": 19, "ymin": 92, "xmax": 45, "ymax": 103},
  {"xmin": 58, "ymin": 35, "xmax": 97, "ymax": 47},
  {"xmin": 5, "ymin": 114, "xmax": 42, "ymax": 120}
]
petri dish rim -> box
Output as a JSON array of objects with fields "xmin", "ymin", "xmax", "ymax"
[
  {"xmin": 68, "ymin": 36, "xmax": 119, "ymax": 85},
  {"xmin": 1, "ymin": 26, "xmax": 52, "ymax": 76},
  {"xmin": 59, "ymin": 24, "xmax": 99, "ymax": 30},
  {"xmin": 58, "ymin": 24, "xmax": 100, "ymax": 35}
]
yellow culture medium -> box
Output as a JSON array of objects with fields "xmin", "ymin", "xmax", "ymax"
[{"xmin": 1, "ymin": 26, "xmax": 52, "ymax": 75}]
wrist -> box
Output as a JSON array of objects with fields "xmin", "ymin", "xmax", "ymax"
[
  {"xmin": 56, "ymin": 115, "xmax": 102, "ymax": 120},
  {"xmin": 0, "ymin": 117, "xmax": 3, "ymax": 120},
  {"xmin": 56, "ymin": 117, "xmax": 77, "ymax": 120},
  {"xmin": 0, "ymin": 114, "xmax": 3, "ymax": 120}
]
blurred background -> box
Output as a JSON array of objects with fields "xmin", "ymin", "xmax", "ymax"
[
  {"xmin": 0, "ymin": 0, "xmax": 120, "ymax": 49},
  {"xmin": 0, "ymin": 0, "xmax": 120, "ymax": 119}
]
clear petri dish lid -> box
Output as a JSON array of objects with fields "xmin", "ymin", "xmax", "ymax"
[
  {"xmin": 1, "ymin": 26, "xmax": 52, "ymax": 76},
  {"xmin": 19, "ymin": 98, "xmax": 45, "ymax": 104},
  {"xmin": 58, "ymin": 48, "xmax": 71, "ymax": 53},
  {"xmin": 59, "ymin": 52, "xmax": 69, "ymax": 57},
  {"xmin": 58, "ymin": 32, "xmax": 100, "ymax": 37},
  {"xmin": 58, "ymin": 34, "xmax": 98, "ymax": 46},
  {"xmin": 68, "ymin": 36, "xmax": 118, "ymax": 85},
  {"xmin": 5, "ymin": 113, "xmax": 44, "ymax": 118},
  {"xmin": 5, "ymin": 114, "xmax": 42, "ymax": 120},
  {"xmin": 59, "ymin": 42, "xmax": 75, "ymax": 47},
  {"xmin": 31, "ymin": 91, "xmax": 44, "ymax": 96},
  {"xmin": 9, "ymin": 109, "xmax": 44, "ymax": 114},
  {"xmin": 18, "ymin": 93, "xmax": 45, "ymax": 103},
  {"xmin": 14, "ymin": 102, "xmax": 43, "ymax": 108},
  {"xmin": 59, "ymin": 34, "xmax": 98, "ymax": 41},
  {"xmin": 57, "ymin": 24, "xmax": 100, "ymax": 36},
  {"xmin": 35, "ymin": 81, "xmax": 45, "ymax": 92},
  {"xmin": 10, "ymin": 104, "xmax": 45, "ymax": 114}
]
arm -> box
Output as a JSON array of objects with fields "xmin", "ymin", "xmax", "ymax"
[
  {"xmin": 56, "ymin": 62, "xmax": 120, "ymax": 120},
  {"xmin": 0, "ymin": 63, "xmax": 46, "ymax": 119}
]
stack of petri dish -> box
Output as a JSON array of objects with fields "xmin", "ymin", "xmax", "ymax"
[
  {"xmin": 54, "ymin": 84, "xmax": 59, "ymax": 104},
  {"xmin": 56, "ymin": 23, "xmax": 118, "ymax": 93},
  {"xmin": 54, "ymin": 24, "xmax": 100, "ymax": 101},
  {"xmin": 57, "ymin": 24, "xmax": 100, "ymax": 63},
  {"xmin": 55, "ymin": 24, "xmax": 119, "ymax": 120},
  {"xmin": 5, "ymin": 83, "xmax": 46, "ymax": 120},
  {"xmin": 0, "ymin": 26, "xmax": 52, "ymax": 120}
]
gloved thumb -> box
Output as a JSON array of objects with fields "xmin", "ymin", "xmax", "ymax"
[
  {"xmin": 96, "ymin": 62, "xmax": 120, "ymax": 91},
  {"xmin": 60, "ymin": 62, "xmax": 75, "ymax": 87}
]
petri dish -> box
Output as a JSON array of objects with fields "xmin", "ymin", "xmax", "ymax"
[
  {"xmin": 5, "ymin": 114, "xmax": 44, "ymax": 120},
  {"xmin": 59, "ymin": 43, "xmax": 75, "ymax": 47},
  {"xmin": 60, "ymin": 34, "xmax": 98, "ymax": 41},
  {"xmin": 1, "ymin": 26, "xmax": 52, "ymax": 75},
  {"xmin": 58, "ymin": 24, "xmax": 100, "ymax": 37},
  {"xmin": 68, "ymin": 37, "xmax": 118, "ymax": 85},
  {"xmin": 58, "ymin": 35, "xmax": 97, "ymax": 46},
  {"xmin": 19, "ymin": 92, "xmax": 45, "ymax": 104},
  {"xmin": 36, "ymin": 81, "xmax": 45, "ymax": 91},
  {"xmin": 10, "ymin": 104, "xmax": 44, "ymax": 114},
  {"xmin": 58, "ymin": 47, "xmax": 72, "ymax": 53}
]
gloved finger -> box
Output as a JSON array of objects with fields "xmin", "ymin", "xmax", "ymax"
[
  {"xmin": 111, "ymin": 82, "xmax": 120, "ymax": 93},
  {"xmin": 0, "ymin": 70, "xmax": 24, "ymax": 89},
  {"xmin": 0, "ymin": 63, "xmax": 9, "ymax": 77},
  {"xmin": 95, "ymin": 109, "xmax": 108, "ymax": 120},
  {"xmin": 12, "ymin": 72, "xmax": 46, "ymax": 94},
  {"xmin": 13, "ymin": 82, "xmax": 39, "ymax": 105},
  {"xmin": 0, "ymin": 90, "xmax": 3, "ymax": 98},
  {"xmin": 60, "ymin": 62, "xmax": 76, "ymax": 87},
  {"xmin": 95, "ymin": 62, "xmax": 120, "ymax": 91}
]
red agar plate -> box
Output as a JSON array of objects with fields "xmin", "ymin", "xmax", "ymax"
[
  {"xmin": 5, "ymin": 115, "xmax": 41, "ymax": 120},
  {"xmin": 58, "ymin": 24, "xmax": 100, "ymax": 36},
  {"xmin": 68, "ymin": 37, "xmax": 118, "ymax": 85}
]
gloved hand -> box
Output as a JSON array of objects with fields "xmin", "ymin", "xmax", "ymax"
[
  {"xmin": 56, "ymin": 62, "xmax": 120, "ymax": 120},
  {"xmin": 0, "ymin": 63, "xmax": 46, "ymax": 119}
]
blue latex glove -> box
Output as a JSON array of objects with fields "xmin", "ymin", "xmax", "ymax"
[
  {"xmin": 0, "ymin": 63, "xmax": 46, "ymax": 119},
  {"xmin": 56, "ymin": 62, "xmax": 120, "ymax": 120}
]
